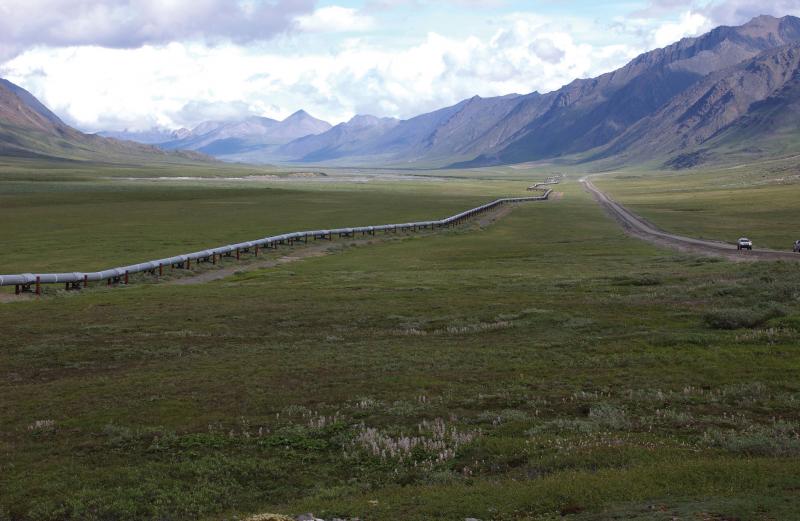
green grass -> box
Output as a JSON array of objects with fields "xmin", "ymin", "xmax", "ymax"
[
  {"xmin": 2, "ymin": 161, "xmax": 800, "ymax": 520},
  {"xmin": 594, "ymin": 162, "xmax": 800, "ymax": 250},
  {"xmin": 0, "ymin": 161, "xmax": 526, "ymax": 273}
]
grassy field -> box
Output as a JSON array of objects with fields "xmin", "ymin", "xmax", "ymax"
[
  {"xmin": 0, "ymin": 159, "xmax": 528, "ymax": 273},
  {"xmin": 2, "ymin": 160, "xmax": 800, "ymax": 521},
  {"xmin": 593, "ymin": 158, "xmax": 800, "ymax": 250}
]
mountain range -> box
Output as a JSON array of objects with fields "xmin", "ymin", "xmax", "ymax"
[
  {"xmin": 157, "ymin": 110, "xmax": 332, "ymax": 158},
  {"xmin": 0, "ymin": 79, "xmax": 209, "ymax": 163},
  {"xmin": 3, "ymin": 15, "xmax": 800, "ymax": 169}
]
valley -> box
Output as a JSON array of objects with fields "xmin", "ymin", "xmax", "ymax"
[
  {"xmin": 3, "ymin": 9, "xmax": 800, "ymax": 521},
  {"xmin": 2, "ymin": 159, "xmax": 800, "ymax": 521}
]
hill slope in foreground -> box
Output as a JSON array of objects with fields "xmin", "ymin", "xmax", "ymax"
[{"xmin": 0, "ymin": 78, "xmax": 210, "ymax": 163}]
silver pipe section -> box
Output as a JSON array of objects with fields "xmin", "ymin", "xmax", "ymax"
[
  {"xmin": 0, "ymin": 190, "xmax": 551, "ymax": 288},
  {"xmin": 527, "ymin": 175, "xmax": 562, "ymax": 191}
]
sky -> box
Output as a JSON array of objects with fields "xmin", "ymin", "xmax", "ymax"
[{"xmin": 1, "ymin": 0, "xmax": 798, "ymax": 132}]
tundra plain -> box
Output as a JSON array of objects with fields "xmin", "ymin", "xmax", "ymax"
[{"xmin": 1, "ymin": 159, "xmax": 800, "ymax": 521}]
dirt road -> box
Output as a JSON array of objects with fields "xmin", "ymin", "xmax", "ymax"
[{"xmin": 582, "ymin": 176, "xmax": 800, "ymax": 262}]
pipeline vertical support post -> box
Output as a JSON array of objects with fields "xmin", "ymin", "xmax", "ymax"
[
  {"xmin": 212, "ymin": 254, "xmax": 217, "ymax": 265},
  {"xmin": 236, "ymin": 249, "xmax": 240, "ymax": 261},
  {"xmin": 124, "ymin": 271, "xmax": 129, "ymax": 285},
  {"xmin": 15, "ymin": 284, "xmax": 20, "ymax": 295},
  {"xmin": 255, "ymin": 245, "xmax": 259, "ymax": 257},
  {"xmin": 159, "ymin": 263, "xmax": 163, "ymax": 276},
  {"xmin": 187, "ymin": 258, "xmax": 191, "ymax": 269},
  {"xmin": 84, "ymin": 274, "xmax": 88, "ymax": 288},
  {"xmin": 35, "ymin": 276, "xmax": 41, "ymax": 296},
  {"xmin": 108, "ymin": 278, "xmax": 112, "ymax": 286}
]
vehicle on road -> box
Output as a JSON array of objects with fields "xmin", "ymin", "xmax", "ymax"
[
  {"xmin": 737, "ymin": 237, "xmax": 753, "ymax": 251},
  {"xmin": 793, "ymin": 240, "xmax": 800, "ymax": 253}
]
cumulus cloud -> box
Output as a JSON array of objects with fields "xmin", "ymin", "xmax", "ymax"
[
  {"xmin": 651, "ymin": 11, "xmax": 712, "ymax": 47},
  {"xmin": 10, "ymin": 1, "xmax": 776, "ymax": 133},
  {"xmin": 0, "ymin": 0, "xmax": 314, "ymax": 61},
  {"xmin": 529, "ymin": 38, "xmax": 565, "ymax": 64},
  {"xmin": 627, "ymin": 0, "xmax": 800, "ymax": 50},
  {"xmin": 0, "ymin": 18, "xmax": 640, "ymax": 132},
  {"xmin": 700, "ymin": 0, "xmax": 800, "ymax": 26},
  {"xmin": 295, "ymin": 6, "xmax": 375, "ymax": 32}
]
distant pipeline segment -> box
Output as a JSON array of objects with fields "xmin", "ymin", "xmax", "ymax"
[
  {"xmin": 1, "ymin": 189, "xmax": 552, "ymax": 295},
  {"xmin": 528, "ymin": 174, "xmax": 563, "ymax": 191}
]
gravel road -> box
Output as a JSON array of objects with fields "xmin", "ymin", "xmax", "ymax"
[{"xmin": 582, "ymin": 176, "xmax": 800, "ymax": 262}]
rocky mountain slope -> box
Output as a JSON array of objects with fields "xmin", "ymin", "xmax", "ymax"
[{"xmin": 597, "ymin": 42, "xmax": 800, "ymax": 166}]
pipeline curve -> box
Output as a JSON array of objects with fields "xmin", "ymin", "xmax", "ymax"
[
  {"xmin": 1, "ymin": 189, "xmax": 552, "ymax": 292},
  {"xmin": 527, "ymin": 174, "xmax": 563, "ymax": 191},
  {"xmin": 582, "ymin": 176, "xmax": 800, "ymax": 262}
]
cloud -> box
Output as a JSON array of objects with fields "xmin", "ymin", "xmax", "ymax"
[
  {"xmin": 627, "ymin": 0, "xmax": 800, "ymax": 50},
  {"xmin": 295, "ymin": 6, "xmax": 375, "ymax": 32},
  {"xmin": 529, "ymin": 38, "xmax": 565, "ymax": 64},
  {"xmin": 651, "ymin": 11, "xmax": 712, "ymax": 47},
  {"xmin": 0, "ymin": 17, "xmax": 641, "ymax": 132},
  {"xmin": 631, "ymin": 0, "xmax": 695, "ymax": 18},
  {"xmin": 13, "ymin": 2, "xmax": 754, "ymax": 133},
  {"xmin": 699, "ymin": 0, "xmax": 800, "ymax": 26},
  {"xmin": 363, "ymin": 0, "xmax": 505, "ymax": 11},
  {"xmin": 0, "ymin": 0, "xmax": 314, "ymax": 60}
]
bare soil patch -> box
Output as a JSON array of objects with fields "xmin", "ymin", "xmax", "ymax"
[{"xmin": 170, "ymin": 242, "xmax": 345, "ymax": 285}]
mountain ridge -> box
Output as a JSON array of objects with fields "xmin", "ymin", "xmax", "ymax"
[
  {"xmin": 0, "ymin": 79, "xmax": 211, "ymax": 163},
  {"xmin": 11, "ymin": 14, "xmax": 800, "ymax": 169}
]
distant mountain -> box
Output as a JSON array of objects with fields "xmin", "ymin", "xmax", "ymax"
[
  {"xmin": 0, "ymin": 79, "xmax": 210, "ymax": 163},
  {"xmin": 98, "ymin": 127, "xmax": 189, "ymax": 144},
  {"xmin": 38, "ymin": 14, "xmax": 800, "ymax": 169},
  {"xmin": 160, "ymin": 110, "xmax": 332, "ymax": 157},
  {"xmin": 272, "ymin": 114, "xmax": 399, "ymax": 162},
  {"xmin": 260, "ymin": 94, "xmax": 540, "ymax": 164},
  {"xmin": 256, "ymin": 14, "xmax": 800, "ymax": 168}
]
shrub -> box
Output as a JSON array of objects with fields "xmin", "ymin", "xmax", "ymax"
[
  {"xmin": 588, "ymin": 404, "xmax": 630, "ymax": 430},
  {"xmin": 703, "ymin": 304, "xmax": 787, "ymax": 330},
  {"xmin": 705, "ymin": 421, "xmax": 800, "ymax": 456}
]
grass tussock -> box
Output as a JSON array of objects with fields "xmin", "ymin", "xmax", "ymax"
[{"xmin": 703, "ymin": 304, "xmax": 787, "ymax": 330}]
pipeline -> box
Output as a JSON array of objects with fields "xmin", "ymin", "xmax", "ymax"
[
  {"xmin": 0, "ymin": 189, "xmax": 551, "ymax": 292},
  {"xmin": 528, "ymin": 174, "xmax": 563, "ymax": 191}
]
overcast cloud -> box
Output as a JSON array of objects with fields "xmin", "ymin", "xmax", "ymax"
[
  {"xmin": 0, "ymin": 0, "xmax": 315, "ymax": 60},
  {"xmin": 1, "ymin": 0, "xmax": 797, "ymax": 132}
]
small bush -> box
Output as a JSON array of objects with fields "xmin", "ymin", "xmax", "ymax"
[
  {"xmin": 588, "ymin": 404, "xmax": 630, "ymax": 430},
  {"xmin": 476, "ymin": 409, "xmax": 530, "ymax": 425},
  {"xmin": 706, "ymin": 421, "xmax": 800, "ymax": 456},
  {"xmin": 703, "ymin": 304, "xmax": 787, "ymax": 330}
]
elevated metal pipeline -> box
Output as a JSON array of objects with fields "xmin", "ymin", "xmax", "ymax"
[{"xmin": 0, "ymin": 190, "xmax": 551, "ymax": 291}]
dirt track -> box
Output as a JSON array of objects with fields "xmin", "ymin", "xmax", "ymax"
[
  {"xmin": 170, "ymin": 242, "xmax": 341, "ymax": 285},
  {"xmin": 174, "ymin": 202, "xmax": 523, "ymax": 285},
  {"xmin": 582, "ymin": 177, "xmax": 800, "ymax": 262}
]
